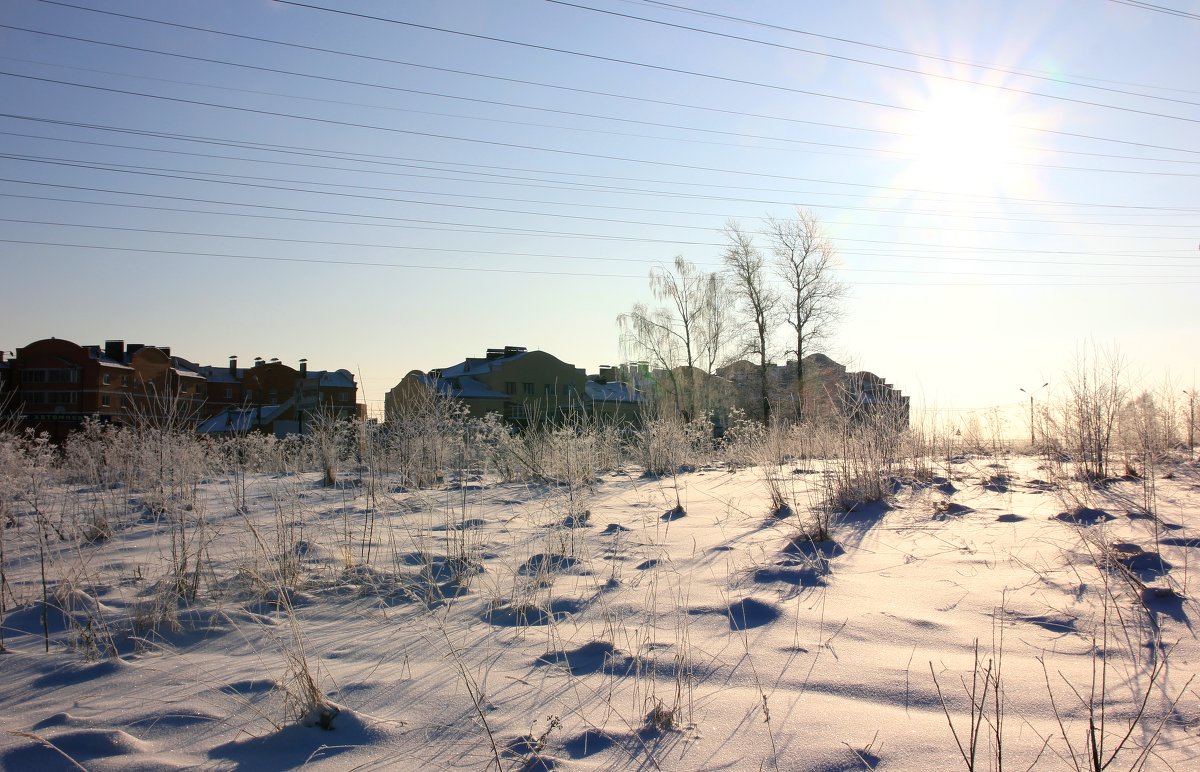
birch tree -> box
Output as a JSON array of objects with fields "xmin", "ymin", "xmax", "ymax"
[
  {"xmin": 618, "ymin": 256, "xmax": 729, "ymax": 420},
  {"xmin": 766, "ymin": 210, "xmax": 845, "ymax": 422},
  {"xmin": 723, "ymin": 221, "xmax": 780, "ymax": 425}
]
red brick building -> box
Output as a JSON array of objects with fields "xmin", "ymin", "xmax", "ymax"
[
  {"xmin": 6, "ymin": 338, "xmax": 134, "ymax": 440},
  {"xmin": 3, "ymin": 339, "xmax": 362, "ymax": 440},
  {"xmin": 195, "ymin": 357, "xmax": 362, "ymax": 436}
]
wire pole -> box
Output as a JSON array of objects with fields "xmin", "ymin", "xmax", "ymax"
[
  {"xmin": 1185, "ymin": 389, "xmax": 1195, "ymax": 459},
  {"xmin": 1020, "ymin": 382, "xmax": 1049, "ymax": 449}
]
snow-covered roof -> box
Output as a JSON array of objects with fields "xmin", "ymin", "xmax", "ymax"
[
  {"xmin": 308, "ymin": 369, "xmax": 355, "ymax": 388},
  {"xmin": 198, "ymin": 404, "xmax": 289, "ymax": 434},
  {"xmin": 83, "ymin": 347, "xmax": 135, "ymax": 370},
  {"xmin": 437, "ymin": 350, "xmax": 530, "ymax": 380},
  {"xmin": 585, "ymin": 381, "xmax": 645, "ymax": 403},
  {"xmin": 453, "ymin": 375, "xmax": 509, "ymax": 400},
  {"xmin": 195, "ymin": 366, "xmax": 244, "ymax": 384}
]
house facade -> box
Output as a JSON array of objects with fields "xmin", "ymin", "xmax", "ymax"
[
  {"xmin": 2, "ymin": 337, "xmax": 363, "ymax": 439},
  {"xmin": 388, "ymin": 346, "xmax": 588, "ymax": 425},
  {"xmin": 6, "ymin": 338, "xmax": 134, "ymax": 440},
  {"xmin": 388, "ymin": 346, "xmax": 647, "ymax": 427},
  {"xmin": 196, "ymin": 357, "xmax": 362, "ymax": 437}
]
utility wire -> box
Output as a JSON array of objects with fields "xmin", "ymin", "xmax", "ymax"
[
  {"xmin": 11, "ymin": 48, "xmax": 1200, "ymax": 172},
  {"xmin": 4, "ymin": 133, "xmax": 1191, "ymax": 238},
  {"xmin": 5, "ymin": 113, "xmax": 1198, "ymax": 219},
  {"xmin": 25, "ymin": 3, "xmax": 1200, "ymax": 156},
  {"xmin": 550, "ymin": 0, "xmax": 1200, "ymax": 114},
  {"xmin": 6, "ymin": 49, "xmax": 1199, "ymax": 179},
  {"xmin": 4, "ymin": 216, "xmax": 1197, "ymax": 272},
  {"xmin": 3, "ymin": 155, "xmax": 1193, "ymax": 257},
  {"xmin": 3, "ymin": 90, "xmax": 1198, "ymax": 216},
  {"xmin": 1104, "ymin": 0, "xmax": 1200, "ymax": 21},
  {"xmin": 627, "ymin": 0, "xmax": 1200, "ymax": 97},
  {"xmin": 272, "ymin": 0, "xmax": 1200, "ymax": 127},
  {"xmin": 6, "ymin": 150, "xmax": 1198, "ymax": 249},
  {"xmin": 6, "ymin": 238, "xmax": 1197, "ymax": 287}
]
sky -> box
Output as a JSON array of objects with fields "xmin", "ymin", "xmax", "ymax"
[{"xmin": 2, "ymin": 0, "xmax": 1197, "ymax": 426}]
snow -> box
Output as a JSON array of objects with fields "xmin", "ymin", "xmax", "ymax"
[{"xmin": 1, "ymin": 453, "xmax": 1198, "ymax": 770}]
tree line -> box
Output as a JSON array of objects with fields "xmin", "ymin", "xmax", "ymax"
[{"xmin": 619, "ymin": 208, "xmax": 846, "ymax": 426}]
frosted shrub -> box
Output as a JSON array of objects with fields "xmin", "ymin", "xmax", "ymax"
[
  {"xmin": 379, "ymin": 389, "xmax": 473, "ymax": 489},
  {"xmin": 634, "ymin": 415, "xmax": 714, "ymax": 476},
  {"xmin": 826, "ymin": 403, "xmax": 907, "ymax": 512},
  {"xmin": 720, "ymin": 408, "xmax": 766, "ymax": 469}
]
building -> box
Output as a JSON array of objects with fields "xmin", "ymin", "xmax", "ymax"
[
  {"xmin": 4, "ymin": 337, "xmax": 363, "ymax": 440},
  {"xmin": 586, "ymin": 365, "xmax": 648, "ymax": 424},
  {"xmin": 388, "ymin": 346, "xmax": 648, "ymax": 427},
  {"xmin": 716, "ymin": 353, "xmax": 909, "ymax": 427},
  {"xmin": 6, "ymin": 337, "xmax": 135, "ymax": 440},
  {"xmin": 194, "ymin": 357, "xmax": 362, "ymax": 437},
  {"xmin": 113, "ymin": 341, "xmax": 208, "ymax": 423},
  {"xmin": 388, "ymin": 346, "xmax": 588, "ymax": 426}
]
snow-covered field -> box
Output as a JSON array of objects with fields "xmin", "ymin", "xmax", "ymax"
[{"xmin": 2, "ymin": 442, "xmax": 1198, "ymax": 770}]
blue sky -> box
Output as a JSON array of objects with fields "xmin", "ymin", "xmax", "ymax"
[{"xmin": 2, "ymin": 0, "xmax": 1197, "ymax": 422}]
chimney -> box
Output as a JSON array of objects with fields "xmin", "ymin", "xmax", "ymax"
[
  {"xmin": 299, "ymin": 358, "xmax": 308, "ymax": 376},
  {"xmin": 229, "ymin": 355, "xmax": 238, "ymax": 377},
  {"xmin": 104, "ymin": 340, "xmax": 124, "ymax": 361},
  {"xmin": 254, "ymin": 357, "xmax": 264, "ymax": 367}
]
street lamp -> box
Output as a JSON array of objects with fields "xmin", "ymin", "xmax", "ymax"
[
  {"xmin": 1185, "ymin": 390, "xmax": 1196, "ymax": 458},
  {"xmin": 1020, "ymin": 382, "xmax": 1049, "ymax": 448}
]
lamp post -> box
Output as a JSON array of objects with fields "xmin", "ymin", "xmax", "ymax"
[
  {"xmin": 1185, "ymin": 389, "xmax": 1196, "ymax": 459},
  {"xmin": 1020, "ymin": 382, "xmax": 1049, "ymax": 448}
]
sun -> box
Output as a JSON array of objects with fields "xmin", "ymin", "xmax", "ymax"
[{"xmin": 893, "ymin": 85, "xmax": 1032, "ymax": 198}]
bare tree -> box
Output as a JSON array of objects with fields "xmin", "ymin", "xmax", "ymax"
[
  {"xmin": 766, "ymin": 209, "xmax": 846, "ymax": 422},
  {"xmin": 723, "ymin": 221, "xmax": 780, "ymax": 425},
  {"xmin": 618, "ymin": 256, "xmax": 729, "ymax": 421}
]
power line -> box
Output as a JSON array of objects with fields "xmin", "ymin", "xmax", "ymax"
[
  {"xmin": 6, "ymin": 216, "xmax": 1198, "ymax": 273},
  {"xmin": 11, "ymin": 48, "xmax": 1200, "ymax": 173},
  {"xmin": 5, "ymin": 130, "xmax": 1192, "ymax": 238},
  {"xmin": 4, "ymin": 155, "xmax": 1194, "ymax": 258},
  {"xmin": 28, "ymin": 3, "xmax": 1200, "ymax": 155},
  {"xmin": 5, "ymin": 113, "xmax": 1198, "ymax": 224},
  {"xmin": 1104, "ymin": 0, "xmax": 1200, "ymax": 21},
  {"xmin": 6, "ymin": 239, "xmax": 1198, "ymax": 287},
  {"xmin": 626, "ymin": 0, "xmax": 1200, "ymax": 97},
  {"xmin": 4, "ymin": 91, "xmax": 1198, "ymax": 218},
  {"xmin": 273, "ymin": 0, "xmax": 1200, "ymax": 127},
  {"xmin": 7, "ymin": 47, "xmax": 1200, "ymax": 179},
  {"xmin": 549, "ymin": 0, "xmax": 1200, "ymax": 117}
]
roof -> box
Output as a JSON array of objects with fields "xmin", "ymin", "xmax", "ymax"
[
  {"xmin": 308, "ymin": 369, "xmax": 356, "ymax": 388},
  {"xmin": 198, "ymin": 404, "xmax": 290, "ymax": 434},
  {"xmin": 195, "ymin": 366, "xmax": 244, "ymax": 384},
  {"xmin": 83, "ymin": 346, "xmax": 135, "ymax": 370},
  {"xmin": 585, "ymin": 380, "xmax": 645, "ymax": 403}
]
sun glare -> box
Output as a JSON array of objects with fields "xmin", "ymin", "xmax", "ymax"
[{"xmin": 895, "ymin": 86, "xmax": 1031, "ymax": 198}]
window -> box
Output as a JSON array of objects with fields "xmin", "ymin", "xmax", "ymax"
[
  {"xmin": 339, "ymin": 393, "xmax": 349, "ymax": 403},
  {"xmin": 101, "ymin": 396, "xmax": 110, "ymax": 407},
  {"xmin": 22, "ymin": 368, "xmax": 77, "ymax": 383},
  {"xmin": 102, "ymin": 374, "xmax": 111, "ymax": 385},
  {"xmin": 504, "ymin": 381, "xmax": 516, "ymax": 395},
  {"xmin": 180, "ymin": 384, "xmax": 189, "ymax": 394},
  {"xmin": 523, "ymin": 382, "xmax": 534, "ymax": 396},
  {"xmin": 224, "ymin": 387, "xmax": 233, "ymax": 399},
  {"xmin": 544, "ymin": 384, "xmax": 553, "ymax": 396},
  {"xmin": 507, "ymin": 403, "xmax": 527, "ymax": 419},
  {"xmin": 122, "ymin": 375, "xmax": 129, "ymax": 387}
]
